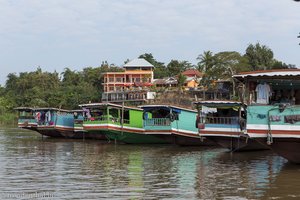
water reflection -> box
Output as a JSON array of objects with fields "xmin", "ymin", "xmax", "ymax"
[{"xmin": 0, "ymin": 127, "xmax": 298, "ymax": 199}]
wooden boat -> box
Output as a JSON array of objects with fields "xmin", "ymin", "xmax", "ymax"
[
  {"xmin": 233, "ymin": 69, "xmax": 300, "ymax": 163},
  {"xmin": 140, "ymin": 105, "xmax": 214, "ymax": 146},
  {"xmin": 15, "ymin": 107, "xmax": 38, "ymax": 131},
  {"xmin": 194, "ymin": 100, "xmax": 269, "ymax": 151},
  {"xmin": 33, "ymin": 108, "xmax": 75, "ymax": 138},
  {"xmin": 80, "ymin": 103, "xmax": 167, "ymax": 143}
]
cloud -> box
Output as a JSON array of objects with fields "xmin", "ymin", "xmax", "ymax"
[{"xmin": 0, "ymin": 0, "xmax": 300, "ymax": 85}]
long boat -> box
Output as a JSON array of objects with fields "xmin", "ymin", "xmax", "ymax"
[
  {"xmin": 140, "ymin": 104, "xmax": 214, "ymax": 146},
  {"xmin": 80, "ymin": 103, "xmax": 168, "ymax": 143},
  {"xmin": 194, "ymin": 100, "xmax": 269, "ymax": 151},
  {"xmin": 15, "ymin": 107, "xmax": 38, "ymax": 131},
  {"xmin": 33, "ymin": 108, "xmax": 75, "ymax": 138},
  {"xmin": 233, "ymin": 69, "xmax": 300, "ymax": 163}
]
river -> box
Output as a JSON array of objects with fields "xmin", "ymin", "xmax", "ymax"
[{"xmin": 0, "ymin": 127, "xmax": 299, "ymax": 199}]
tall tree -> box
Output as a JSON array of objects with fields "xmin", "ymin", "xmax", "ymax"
[
  {"xmin": 245, "ymin": 43, "xmax": 274, "ymax": 70},
  {"xmin": 166, "ymin": 60, "xmax": 193, "ymax": 77},
  {"xmin": 196, "ymin": 51, "xmax": 215, "ymax": 73}
]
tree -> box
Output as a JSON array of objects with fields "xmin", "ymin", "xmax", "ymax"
[
  {"xmin": 166, "ymin": 60, "xmax": 193, "ymax": 77},
  {"xmin": 177, "ymin": 73, "xmax": 187, "ymax": 93},
  {"xmin": 245, "ymin": 43, "xmax": 274, "ymax": 70},
  {"xmin": 196, "ymin": 51, "xmax": 215, "ymax": 73}
]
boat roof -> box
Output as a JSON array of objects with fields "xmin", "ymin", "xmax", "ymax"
[
  {"xmin": 233, "ymin": 69, "xmax": 300, "ymax": 80},
  {"xmin": 139, "ymin": 104, "xmax": 197, "ymax": 113},
  {"xmin": 79, "ymin": 102, "xmax": 143, "ymax": 111},
  {"xmin": 32, "ymin": 107, "xmax": 73, "ymax": 112},
  {"xmin": 193, "ymin": 100, "xmax": 243, "ymax": 107},
  {"xmin": 14, "ymin": 107, "xmax": 72, "ymax": 112},
  {"xmin": 14, "ymin": 107, "xmax": 34, "ymax": 111}
]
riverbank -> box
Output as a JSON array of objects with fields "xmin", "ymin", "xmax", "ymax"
[{"xmin": 0, "ymin": 112, "xmax": 17, "ymax": 126}]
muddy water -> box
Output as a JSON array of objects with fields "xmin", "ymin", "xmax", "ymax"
[{"xmin": 0, "ymin": 127, "xmax": 299, "ymax": 199}]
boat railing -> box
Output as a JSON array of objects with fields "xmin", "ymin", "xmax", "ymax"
[
  {"xmin": 144, "ymin": 118, "xmax": 171, "ymax": 126},
  {"xmin": 85, "ymin": 116, "xmax": 130, "ymax": 124},
  {"xmin": 204, "ymin": 116, "xmax": 239, "ymax": 125},
  {"xmin": 18, "ymin": 116, "xmax": 35, "ymax": 120}
]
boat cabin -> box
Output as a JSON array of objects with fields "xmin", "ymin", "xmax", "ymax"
[
  {"xmin": 79, "ymin": 103, "xmax": 144, "ymax": 129},
  {"xmin": 234, "ymin": 69, "xmax": 300, "ymax": 106},
  {"xmin": 194, "ymin": 101, "xmax": 244, "ymax": 131},
  {"xmin": 15, "ymin": 107, "xmax": 37, "ymax": 129},
  {"xmin": 233, "ymin": 69, "xmax": 300, "ymax": 143},
  {"xmin": 33, "ymin": 108, "xmax": 74, "ymax": 127},
  {"xmin": 139, "ymin": 105, "xmax": 198, "ymax": 134}
]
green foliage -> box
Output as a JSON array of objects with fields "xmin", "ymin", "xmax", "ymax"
[
  {"xmin": 1, "ymin": 63, "xmax": 124, "ymax": 111},
  {"xmin": 245, "ymin": 42, "xmax": 274, "ymax": 70},
  {"xmin": 197, "ymin": 51, "xmax": 215, "ymax": 73},
  {"xmin": 167, "ymin": 60, "xmax": 193, "ymax": 77}
]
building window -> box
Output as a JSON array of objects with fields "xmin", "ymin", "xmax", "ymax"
[
  {"xmin": 109, "ymin": 87, "xmax": 114, "ymax": 91},
  {"xmin": 135, "ymin": 78, "xmax": 140, "ymax": 82},
  {"xmin": 116, "ymin": 77, "xmax": 122, "ymax": 82},
  {"xmin": 109, "ymin": 77, "xmax": 114, "ymax": 82}
]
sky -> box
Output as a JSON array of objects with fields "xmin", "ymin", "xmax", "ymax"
[{"xmin": 0, "ymin": 0, "xmax": 300, "ymax": 86}]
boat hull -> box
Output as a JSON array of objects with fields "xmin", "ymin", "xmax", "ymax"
[
  {"xmin": 36, "ymin": 128, "xmax": 63, "ymax": 137},
  {"xmin": 207, "ymin": 135, "xmax": 270, "ymax": 152},
  {"xmin": 106, "ymin": 130, "xmax": 170, "ymax": 144},
  {"xmin": 171, "ymin": 134, "xmax": 216, "ymax": 146},
  {"xmin": 255, "ymin": 138, "xmax": 300, "ymax": 164}
]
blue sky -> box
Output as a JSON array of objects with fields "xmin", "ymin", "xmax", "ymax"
[{"xmin": 0, "ymin": 0, "xmax": 299, "ymax": 86}]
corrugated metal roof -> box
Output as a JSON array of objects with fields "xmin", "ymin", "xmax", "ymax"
[
  {"xmin": 79, "ymin": 102, "xmax": 143, "ymax": 111},
  {"xmin": 193, "ymin": 100, "xmax": 243, "ymax": 107},
  {"xmin": 139, "ymin": 105, "xmax": 197, "ymax": 113},
  {"xmin": 123, "ymin": 58, "xmax": 154, "ymax": 68},
  {"xmin": 182, "ymin": 69, "xmax": 202, "ymax": 77},
  {"xmin": 233, "ymin": 69, "xmax": 300, "ymax": 78}
]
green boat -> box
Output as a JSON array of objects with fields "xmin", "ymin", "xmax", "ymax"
[{"xmin": 80, "ymin": 103, "xmax": 167, "ymax": 143}]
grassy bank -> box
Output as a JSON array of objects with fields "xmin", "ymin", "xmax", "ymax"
[{"xmin": 0, "ymin": 112, "xmax": 18, "ymax": 126}]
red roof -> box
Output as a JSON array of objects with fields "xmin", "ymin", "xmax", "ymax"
[{"xmin": 182, "ymin": 69, "xmax": 202, "ymax": 77}]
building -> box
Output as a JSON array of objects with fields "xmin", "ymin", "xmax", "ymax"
[
  {"xmin": 153, "ymin": 77, "xmax": 178, "ymax": 89},
  {"xmin": 182, "ymin": 69, "xmax": 202, "ymax": 90},
  {"xmin": 101, "ymin": 58, "xmax": 155, "ymax": 103}
]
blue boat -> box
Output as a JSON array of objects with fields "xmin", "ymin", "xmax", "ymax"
[
  {"xmin": 233, "ymin": 69, "xmax": 300, "ymax": 163},
  {"xmin": 194, "ymin": 100, "xmax": 269, "ymax": 151},
  {"xmin": 33, "ymin": 108, "xmax": 75, "ymax": 138},
  {"xmin": 140, "ymin": 105, "xmax": 215, "ymax": 145},
  {"xmin": 15, "ymin": 107, "xmax": 37, "ymax": 131}
]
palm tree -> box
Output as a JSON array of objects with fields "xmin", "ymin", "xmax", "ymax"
[{"xmin": 196, "ymin": 51, "xmax": 215, "ymax": 73}]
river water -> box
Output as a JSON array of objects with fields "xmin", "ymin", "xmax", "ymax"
[{"xmin": 0, "ymin": 127, "xmax": 299, "ymax": 200}]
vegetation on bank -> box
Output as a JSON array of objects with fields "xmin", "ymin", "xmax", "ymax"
[{"xmin": 0, "ymin": 42, "xmax": 296, "ymax": 124}]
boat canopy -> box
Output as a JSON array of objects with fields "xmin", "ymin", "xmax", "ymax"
[
  {"xmin": 233, "ymin": 69, "xmax": 300, "ymax": 81},
  {"xmin": 139, "ymin": 105, "xmax": 197, "ymax": 113},
  {"xmin": 194, "ymin": 100, "xmax": 243, "ymax": 108},
  {"xmin": 14, "ymin": 107, "xmax": 34, "ymax": 112},
  {"xmin": 79, "ymin": 102, "xmax": 143, "ymax": 111}
]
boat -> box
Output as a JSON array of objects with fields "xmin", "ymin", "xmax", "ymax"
[
  {"xmin": 15, "ymin": 107, "xmax": 38, "ymax": 131},
  {"xmin": 233, "ymin": 69, "xmax": 300, "ymax": 163},
  {"xmin": 194, "ymin": 100, "xmax": 269, "ymax": 151},
  {"xmin": 34, "ymin": 108, "xmax": 75, "ymax": 138},
  {"xmin": 80, "ymin": 103, "xmax": 167, "ymax": 143},
  {"xmin": 140, "ymin": 104, "xmax": 214, "ymax": 146}
]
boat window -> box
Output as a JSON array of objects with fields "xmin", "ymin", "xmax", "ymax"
[{"xmin": 123, "ymin": 110, "xmax": 130, "ymax": 124}]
